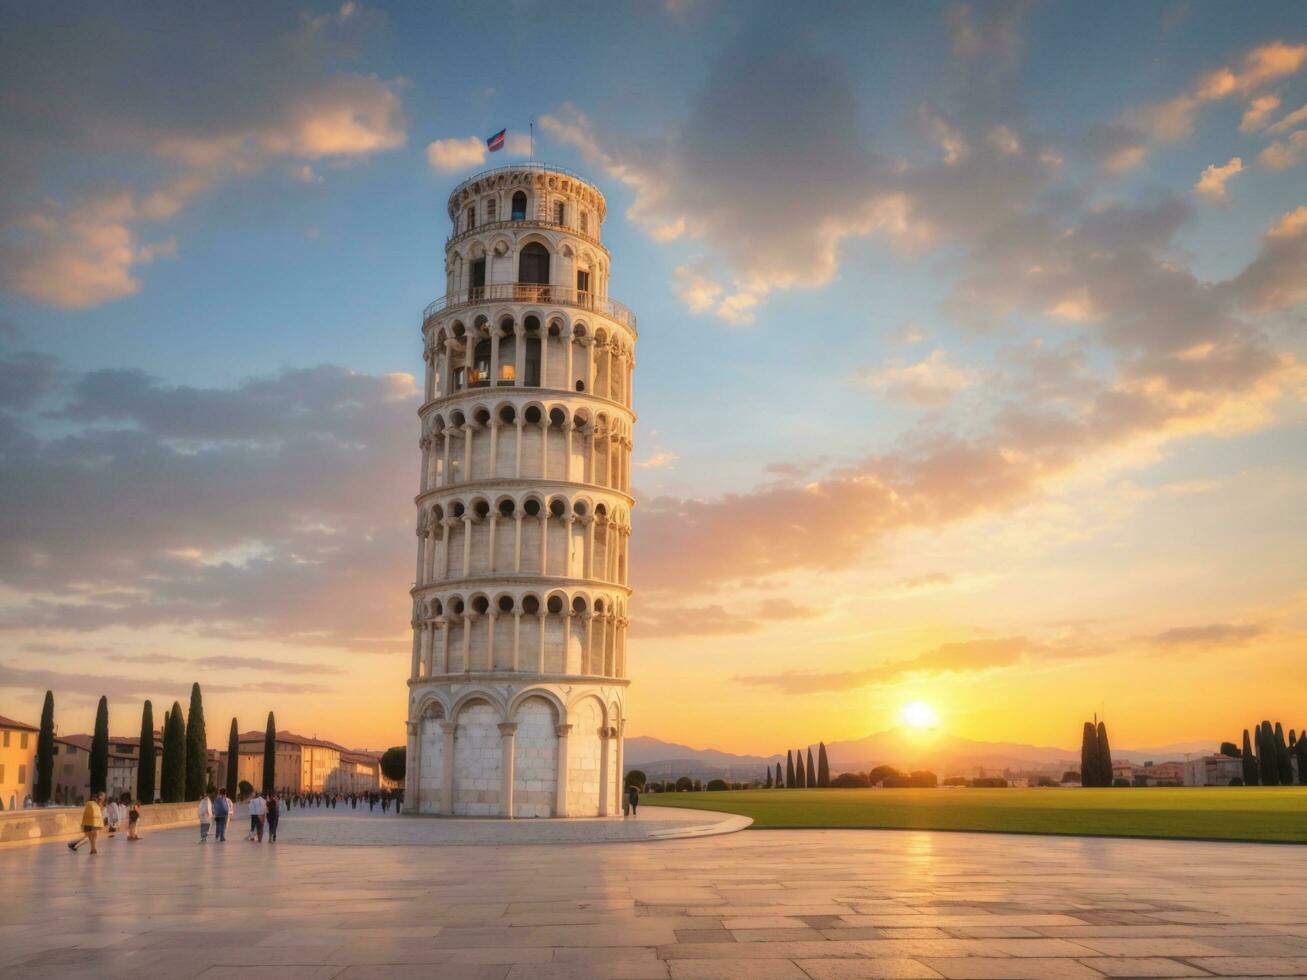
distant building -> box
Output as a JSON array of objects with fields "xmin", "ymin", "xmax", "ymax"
[
  {"xmin": 1184, "ymin": 754, "xmax": 1243, "ymax": 787},
  {"xmin": 0, "ymin": 715, "xmax": 38, "ymax": 810},
  {"xmin": 231, "ymin": 730, "xmax": 381, "ymax": 795},
  {"xmin": 1111, "ymin": 760, "xmax": 1138, "ymax": 783},
  {"xmin": 1139, "ymin": 761, "xmax": 1185, "ymax": 786}
]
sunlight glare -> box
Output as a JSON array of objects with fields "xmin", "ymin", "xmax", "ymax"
[{"xmin": 901, "ymin": 700, "xmax": 938, "ymax": 729}]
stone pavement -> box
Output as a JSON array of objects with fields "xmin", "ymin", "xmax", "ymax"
[{"xmin": 3, "ymin": 808, "xmax": 1307, "ymax": 979}]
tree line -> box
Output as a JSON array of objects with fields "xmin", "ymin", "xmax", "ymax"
[
  {"xmin": 1227, "ymin": 720, "xmax": 1306, "ymax": 786},
  {"xmin": 30, "ymin": 685, "xmax": 281, "ymax": 806}
]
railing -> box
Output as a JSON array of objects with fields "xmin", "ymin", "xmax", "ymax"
[
  {"xmin": 446, "ymin": 218, "xmax": 607, "ymax": 252},
  {"xmin": 450, "ymin": 162, "xmax": 596, "ymax": 198},
  {"xmin": 423, "ymin": 284, "xmax": 636, "ymax": 329}
]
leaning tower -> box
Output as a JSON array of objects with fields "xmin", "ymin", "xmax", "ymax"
[{"xmin": 404, "ymin": 163, "xmax": 634, "ymax": 818}]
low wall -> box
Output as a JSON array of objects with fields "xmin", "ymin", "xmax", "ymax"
[{"xmin": 0, "ymin": 801, "xmax": 196, "ymax": 846}]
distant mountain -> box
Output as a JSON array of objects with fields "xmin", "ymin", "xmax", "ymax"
[{"xmin": 624, "ymin": 730, "xmax": 1219, "ymax": 779}]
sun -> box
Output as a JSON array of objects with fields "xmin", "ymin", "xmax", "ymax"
[{"xmin": 901, "ymin": 700, "xmax": 938, "ymax": 729}]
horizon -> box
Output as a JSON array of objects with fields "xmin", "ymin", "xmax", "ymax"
[{"xmin": 2, "ymin": 2, "xmax": 1306, "ymax": 755}]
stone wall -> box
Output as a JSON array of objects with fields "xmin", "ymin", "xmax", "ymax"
[
  {"xmin": 567, "ymin": 697, "xmax": 603, "ymax": 816},
  {"xmin": 0, "ymin": 801, "xmax": 195, "ymax": 847},
  {"xmin": 512, "ymin": 697, "xmax": 559, "ymax": 817},
  {"xmin": 418, "ymin": 714, "xmax": 444, "ymax": 814},
  {"xmin": 453, "ymin": 702, "xmax": 501, "ymax": 816}
]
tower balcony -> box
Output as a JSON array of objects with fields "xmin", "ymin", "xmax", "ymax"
[
  {"xmin": 446, "ymin": 218, "xmax": 608, "ymax": 254},
  {"xmin": 423, "ymin": 284, "xmax": 637, "ymax": 330}
]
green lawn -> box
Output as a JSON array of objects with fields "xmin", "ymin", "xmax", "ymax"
[{"xmin": 643, "ymin": 787, "xmax": 1307, "ymax": 843}]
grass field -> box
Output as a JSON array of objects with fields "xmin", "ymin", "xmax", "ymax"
[{"xmin": 643, "ymin": 787, "xmax": 1307, "ymax": 843}]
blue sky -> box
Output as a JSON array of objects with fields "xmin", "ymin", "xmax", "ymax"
[{"xmin": 0, "ymin": 1, "xmax": 1304, "ymax": 751}]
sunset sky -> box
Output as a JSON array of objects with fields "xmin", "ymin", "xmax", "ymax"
[{"xmin": 1, "ymin": 2, "xmax": 1305, "ymax": 754}]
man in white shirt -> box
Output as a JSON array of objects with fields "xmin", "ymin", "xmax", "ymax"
[
  {"xmin": 197, "ymin": 793, "xmax": 213, "ymax": 842},
  {"xmin": 247, "ymin": 793, "xmax": 266, "ymax": 842}
]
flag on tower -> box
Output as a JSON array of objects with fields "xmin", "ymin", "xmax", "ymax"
[{"xmin": 486, "ymin": 128, "xmax": 506, "ymax": 152}]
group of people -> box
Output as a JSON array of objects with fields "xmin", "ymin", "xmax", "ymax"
[
  {"xmin": 195, "ymin": 788, "xmax": 280, "ymax": 843},
  {"xmin": 281, "ymin": 790, "xmax": 402, "ymax": 812},
  {"xmin": 68, "ymin": 793, "xmax": 141, "ymax": 854}
]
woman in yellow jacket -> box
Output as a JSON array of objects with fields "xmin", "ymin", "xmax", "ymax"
[{"xmin": 68, "ymin": 792, "xmax": 106, "ymax": 854}]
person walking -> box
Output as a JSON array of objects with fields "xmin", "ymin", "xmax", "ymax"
[
  {"xmin": 247, "ymin": 792, "xmax": 266, "ymax": 842},
  {"xmin": 68, "ymin": 793, "xmax": 106, "ymax": 854},
  {"xmin": 103, "ymin": 796, "xmax": 120, "ymax": 837},
  {"xmin": 127, "ymin": 801, "xmax": 141, "ymax": 841},
  {"xmin": 213, "ymin": 789, "xmax": 230, "ymax": 842},
  {"xmin": 266, "ymin": 793, "xmax": 280, "ymax": 842},
  {"xmin": 626, "ymin": 782, "xmax": 640, "ymax": 817},
  {"xmin": 197, "ymin": 792, "xmax": 213, "ymax": 843}
]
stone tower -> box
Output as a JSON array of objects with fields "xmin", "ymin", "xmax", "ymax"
[{"xmin": 404, "ymin": 163, "xmax": 634, "ymax": 817}]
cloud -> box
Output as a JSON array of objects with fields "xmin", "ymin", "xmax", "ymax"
[
  {"xmin": 1, "ymin": 194, "xmax": 178, "ymax": 308},
  {"xmin": 0, "ymin": 357, "xmax": 420, "ymax": 654},
  {"xmin": 0, "ymin": 5, "xmax": 406, "ymax": 308},
  {"xmin": 1126, "ymin": 41, "xmax": 1307, "ymax": 142},
  {"xmin": 0, "ymin": 661, "xmax": 329, "ymax": 704},
  {"xmin": 1193, "ymin": 157, "xmax": 1243, "ymax": 202},
  {"xmin": 1148, "ymin": 623, "xmax": 1266, "ymax": 646},
  {"xmin": 635, "ymin": 598, "xmax": 821, "ymax": 639},
  {"xmin": 427, "ymin": 136, "xmax": 488, "ymax": 172},
  {"xmin": 736, "ymin": 636, "xmax": 1044, "ymax": 694},
  {"xmin": 1265, "ymin": 101, "xmax": 1307, "ymax": 136},
  {"xmin": 636, "ymin": 451, "xmax": 679, "ymax": 470},
  {"xmin": 859, "ymin": 350, "xmax": 977, "ymax": 406},
  {"xmin": 1240, "ymin": 95, "xmax": 1282, "ymax": 133},
  {"xmin": 1230, "ymin": 206, "xmax": 1307, "ymax": 312},
  {"xmin": 106, "ymin": 653, "xmax": 345, "ymax": 674},
  {"xmin": 1257, "ymin": 129, "xmax": 1307, "ymax": 171},
  {"xmin": 540, "ymin": 32, "xmax": 917, "ymax": 322}
]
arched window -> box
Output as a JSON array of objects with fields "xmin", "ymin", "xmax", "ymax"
[
  {"xmin": 485, "ymin": 198, "xmax": 497, "ymax": 222},
  {"xmin": 518, "ymin": 243, "xmax": 550, "ymax": 285},
  {"xmin": 465, "ymin": 206, "xmax": 476, "ymax": 231},
  {"xmin": 511, "ymin": 191, "xmax": 527, "ymax": 221},
  {"xmin": 554, "ymin": 201, "xmax": 566, "ymax": 225}
]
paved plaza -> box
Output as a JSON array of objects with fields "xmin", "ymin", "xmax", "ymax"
[{"xmin": 4, "ymin": 809, "xmax": 1307, "ymax": 979}]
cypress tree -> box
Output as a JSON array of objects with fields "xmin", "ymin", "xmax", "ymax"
[
  {"xmin": 1080, "ymin": 721, "xmax": 1098, "ymax": 787},
  {"xmin": 786, "ymin": 751, "xmax": 795, "ymax": 789},
  {"xmin": 817, "ymin": 742, "xmax": 830, "ymax": 788},
  {"xmin": 775, "ymin": 762, "xmax": 782, "ymax": 789},
  {"xmin": 225, "ymin": 718, "xmax": 240, "ymax": 798},
  {"xmin": 1241, "ymin": 728, "xmax": 1258, "ymax": 786},
  {"xmin": 806, "ymin": 747, "xmax": 816, "ymax": 788},
  {"xmin": 262, "ymin": 711, "xmax": 277, "ymax": 796},
  {"xmin": 1274, "ymin": 722, "xmax": 1291, "ymax": 784},
  {"xmin": 34, "ymin": 690, "xmax": 55, "ymax": 805},
  {"xmin": 162, "ymin": 701, "xmax": 186, "ymax": 802},
  {"xmin": 184, "ymin": 683, "xmax": 207, "ymax": 800},
  {"xmin": 1295, "ymin": 733, "xmax": 1307, "ymax": 785},
  {"xmin": 1260, "ymin": 721, "xmax": 1280, "ymax": 785},
  {"xmin": 1096, "ymin": 720, "xmax": 1112, "ymax": 787},
  {"xmin": 795, "ymin": 752, "xmax": 806, "ymax": 789},
  {"xmin": 764, "ymin": 767, "xmax": 773, "ymax": 788},
  {"xmin": 90, "ymin": 695, "xmax": 110, "ymax": 795},
  {"xmin": 137, "ymin": 700, "xmax": 156, "ymax": 803}
]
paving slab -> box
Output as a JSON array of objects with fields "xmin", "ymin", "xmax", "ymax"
[{"xmin": 2, "ymin": 808, "xmax": 1306, "ymax": 979}]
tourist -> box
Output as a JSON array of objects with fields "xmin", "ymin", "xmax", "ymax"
[
  {"xmin": 197, "ymin": 792, "xmax": 213, "ymax": 843},
  {"xmin": 247, "ymin": 792, "xmax": 266, "ymax": 842},
  {"xmin": 266, "ymin": 793, "xmax": 280, "ymax": 842},
  {"xmin": 68, "ymin": 792, "xmax": 105, "ymax": 854},
  {"xmin": 104, "ymin": 795, "xmax": 121, "ymax": 837},
  {"xmin": 213, "ymin": 789, "xmax": 230, "ymax": 841},
  {"xmin": 127, "ymin": 801, "xmax": 141, "ymax": 841},
  {"xmin": 626, "ymin": 782, "xmax": 640, "ymax": 817}
]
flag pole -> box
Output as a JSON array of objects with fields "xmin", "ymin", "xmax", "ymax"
[{"xmin": 529, "ymin": 117, "xmax": 535, "ymax": 162}]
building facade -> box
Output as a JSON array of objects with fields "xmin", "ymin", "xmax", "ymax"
[
  {"xmin": 233, "ymin": 730, "xmax": 381, "ymax": 795},
  {"xmin": 405, "ymin": 163, "xmax": 634, "ymax": 817},
  {"xmin": 0, "ymin": 715, "xmax": 38, "ymax": 810}
]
